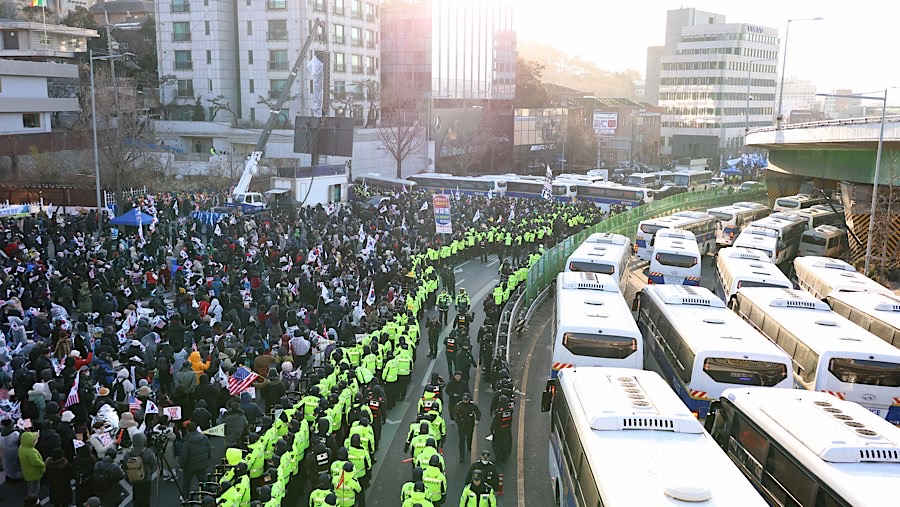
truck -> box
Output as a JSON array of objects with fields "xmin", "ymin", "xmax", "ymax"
[{"xmin": 226, "ymin": 19, "xmax": 323, "ymax": 213}]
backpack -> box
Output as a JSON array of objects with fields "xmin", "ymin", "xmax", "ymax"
[
  {"xmin": 112, "ymin": 378, "xmax": 127, "ymax": 401},
  {"xmin": 124, "ymin": 453, "xmax": 146, "ymax": 483}
]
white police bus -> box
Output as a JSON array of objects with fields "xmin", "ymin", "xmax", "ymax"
[
  {"xmin": 712, "ymin": 247, "xmax": 793, "ymax": 304},
  {"xmin": 540, "ymin": 367, "xmax": 770, "ymax": 507},
  {"xmin": 407, "ymin": 174, "xmax": 506, "ymax": 196},
  {"xmin": 773, "ymin": 194, "xmax": 827, "ymax": 212},
  {"xmin": 792, "ymin": 256, "xmax": 889, "ymax": 301},
  {"xmin": 564, "ymin": 233, "xmax": 632, "ymax": 287},
  {"xmin": 705, "ymin": 388, "xmax": 900, "ymax": 507},
  {"xmin": 674, "ymin": 170, "xmax": 713, "ymax": 191},
  {"xmin": 732, "ymin": 287, "xmax": 900, "ymax": 424},
  {"xmin": 799, "ymin": 225, "xmax": 848, "ymax": 258},
  {"xmin": 827, "ymin": 290, "xmax": 900, "ymax": 349},
  {"xmin": 647, "ymin": 229, "xmax": 702, "ymax": 286},
  {"xmin": 706, "ymin": 202, "xmax": 770, "ymax": 247},
  {"xmin": 551, "ymin": 272, "xmax": 642, "ymax": 378},
  {"xmin": 636, "ymin": 285, "xmax": 793, "ymax": 419},
  {"xmin": 635, "ymin": 211, "xmax": 718, "ymax": 261},
  {"xmin": 732, "ymin": 213, "xmax": 807, "ymax": 265}
]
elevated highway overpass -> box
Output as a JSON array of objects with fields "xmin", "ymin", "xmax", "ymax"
[{"xmin": 747, "ymin": 116, "xmax": 900, "ymax": 265}]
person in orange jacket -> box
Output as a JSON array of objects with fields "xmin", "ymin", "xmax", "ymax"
[{"xmin": 188, "ymin": 350, "xmax": 210, "ymax": 380}]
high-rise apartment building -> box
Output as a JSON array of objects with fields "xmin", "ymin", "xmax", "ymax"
[
  {"xmin": 156, "ymin": 0, "xmax": 380, "ymax": 126},
  {"xmin": 646, "ymin": 7, "xmax": 779, "ymax": 161},
  {"xmin": 778, "ymin": 76, "xmax": 818, "ymax": 122}
]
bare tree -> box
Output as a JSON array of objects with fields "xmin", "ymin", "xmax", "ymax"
[
  {"xmin": 78, "ymin": 65, "xmax": 159, "ymax": 206},
  {"xmin": 207, "ymin": 95, "xmax": 237, "ymax": 124},
  {"xmin": 443, "ymin": 113, "xmax": 498, "ymax": 176},
  {"xmin": 376, "ymin": 78, "xmax": 426, "ymax": 179}
]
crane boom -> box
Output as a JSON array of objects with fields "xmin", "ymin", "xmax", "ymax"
[{"xmin": 232, "ymin": 18, "xmax": 323, "ymax": 202}]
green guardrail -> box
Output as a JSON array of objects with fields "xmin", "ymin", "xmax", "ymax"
[{"xmin": 524, "ymin": 186, "xmax": 769, "ymax": 306}]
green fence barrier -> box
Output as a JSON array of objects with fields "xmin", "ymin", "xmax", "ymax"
[{"xmin": 524, "ymin": 187, "xmax": 770, "ymax": 306}]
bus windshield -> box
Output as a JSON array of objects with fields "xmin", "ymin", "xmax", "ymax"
[
  {"xmin": 640, "ymin": 223, "xmax": 666, "ymax": 235},
  {"xmin": 828, "ymin": 358, "xmax": 900, "ymax": 387},
  {"xmin": 562, "ymin": 332, "xmax": 637, "ymax": 359},
  {"xmin": 708, "ymin": 211, "xmax": 734, "ymax": 221},
  {"xmin": 567, "ymin": 261, "xmax": 615, "ymax": 274},
  {"xmin": 655, "ymin": 252, "xmax": 698, "ymax": 268},
  {"xmin": 703, "ymin": 358, "xmax": 788, "ymax": 386}
]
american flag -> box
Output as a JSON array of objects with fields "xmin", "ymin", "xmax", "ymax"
[
  {"xmin": 64, "ymin": 374, "xmax": 80, "ymax": 409},
  {"xmin": 228, "ymin": 366, "xmax": 260, "ymax": 396},
  {"xmin": 128, "ymin": 396, "xmax": 142, "ymax": 412},
  {"xmin": 541, "ymin": 164, "xmax": 554, "ymax": 201}
]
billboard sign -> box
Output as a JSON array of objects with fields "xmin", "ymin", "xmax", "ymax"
[{"xmin": 592, "ymin": 112, "xmax": 618, "ymax": 136}]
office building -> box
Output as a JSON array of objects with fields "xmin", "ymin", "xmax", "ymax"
[
  {"xmin": 778, "ymin": 76, "xmax": 817, "ymax": 122},
  {"xmin": 647, "ymin": 7, "xmax": 779, "ymax": 162}
]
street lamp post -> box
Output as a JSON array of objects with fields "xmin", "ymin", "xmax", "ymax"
[
  {"xmin": 776, "ymin": 17, "xmax": 823, "ymax": 129},
  {"xmin": 746, "ymin": 59, "xmax": 775, "ymax": 139},
  {"xmin": 816, "ymin": 90, "xmax": 888, "ymax": 275}
]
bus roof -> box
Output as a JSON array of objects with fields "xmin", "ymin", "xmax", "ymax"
[
  {"xmin": 558, "ymin": 368, "xmax": 769, "ymax": 506},
  {"xmin": 751, "ymin": 213, "xmax": 806, "ymax": 231},
  {"xmin": 643, "ymin": 286, "xmax": 791, "ymax": 358},
  {"xmin": 556, "ymin": 272, "xmax": 638, "ymax": 335},
  {"xmin": 355, "ymin": 174, "xmax": 417, "ymax": 187},
  {"xmin": 827, "ymin": 290, "xmax": 900, "ymax": 331},
  {"xmin": 721, "ymin": 387, "xmax": 900, "ymax": 505},
  {"xmin": 736, "ymin": 288, "xmax": 900, "ymax": 357},
  {"xmin": 793, "ymin": 256, "xmax": 890, "ymax": 297},
  {"xmin": 719, "ymin": 247, "xmax": 773, "ymax": 263},
  {"xmin": 584, "ymin": 232, "xmax": 629, "ymax": 246}
]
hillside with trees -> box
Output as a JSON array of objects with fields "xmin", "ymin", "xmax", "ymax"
[{"xmin": 518, "ymin": 40, "xmax": 640, "ymax": 99}]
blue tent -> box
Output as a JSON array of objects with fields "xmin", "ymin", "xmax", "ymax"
[
  {"xmin": 721, "ymin": 167, "xmax": 743, "ymax": 176},
  {"xmin": 109, "ymin": 208, "xmax": 155, "ymax": 227}
]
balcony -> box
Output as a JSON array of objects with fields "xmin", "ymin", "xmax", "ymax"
[
  {"xmin": 334, "ymin": 63, "xmax": 345, "ymax": 72},
  {"xmin": 266, "ymin": 0, "xmax": 286, "ymax": 9},
  {"xmin": 351, "ymin": 65, "xmax": 362, "ymax": 74},
  {"xmin": 267, "ymin": 31, "xmax": 288, "ymax": 41},
  {"xmin": 176, "ymin": 87, "xmax": 195, "ymax": 98},
  {"xmin": 173, "ymin": 33, "xmax": 191, "ymax": 42},
  {"xmin": 366, "ymin": 66, "xmax": 375, "ymax": 75},
  {"xmin": 365, "ymin": 14, "xmax": 375, "ymax": 22},
  {"xmin": 268, "ymin": 60, "xmax": 288, "ymax": 71},
  {"xmin": 313, "ymin": 0, "xmax": 326, "ymax": 12},
  {"xmin": 351, "ymin": 9, "xmax": 361, "ymax": 19},
  {"xmin": 333, "ymin": 35, "xmax": 345, "ymax": 44},
  {"xmin": 351, "ymin": 38, "xmax": 362, "ymax": 47},
  {"xmin": 268, "ymin": 89, "xmax": 285, "ymax": 99},
  {"xmin": 174, "ymin": 61, "xmax": 193, "ymax": 70},
  {"xmin": 366, "ymin": 40, "xmax": 375, "ymax": 49},
  {"xmin": 172, "ymin": 2, "xmax": 190, "ymax": 12},
  {"xmin": 333, "ymin": 6, "xmax": 345, "ymax": 15}
]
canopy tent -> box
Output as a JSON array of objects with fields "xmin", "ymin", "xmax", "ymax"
[{"xmin": 109, "ymin": 208, "xmax": 155, "ymax": 227}]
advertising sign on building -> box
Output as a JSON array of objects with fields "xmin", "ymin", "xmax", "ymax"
[
  {"xmin": 592, "ymin": 112, "xmax": 618, "ymax": 136},
  {"xmin": 432, "ymin": 194, "xmax": 452, "ymax": 234}
]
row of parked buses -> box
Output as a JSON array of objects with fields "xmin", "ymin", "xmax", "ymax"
[{"xmin": 543, "ymin": 209, "xmax": 900, "ymax": 505}]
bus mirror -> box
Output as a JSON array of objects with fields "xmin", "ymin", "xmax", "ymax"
[
  {"xmin": 631, "ymin": 295, "xmax": 640, "ymax": 312},
  {"xmin": 541, "ymin": 379, "xmax": 555, "ymax": 413},
  {"xmin": 704, "ymin": 401, "xmax": 720, "ymax": 432}
]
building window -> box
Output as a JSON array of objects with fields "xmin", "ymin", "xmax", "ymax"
[
  {"xmin": 365, "ymin": 56, "xmax": 375, "ymax": 75},
  {"xmin": 269, "ymin": 50, "xmax": 288, "ymax": 71},
  {"xmin": 208, "ymin": 79, "xmax": 213, "ymax": 92},
  {"xmin": 174, "ymin": 50, "xmax": 192, "ymax": 70},
  {"xmin": 176, "ymin": 79, "xmax": 194, "ymax": 97},
  {"xmin": 313, "ymin": 0, "xmax": 325, "ymax": 12},
  {"xmin": 351, "ymin": 54, "xmax": 362, "ymax": 74},
  {"xmin": 364, "ymin": 2, "xmax": 375, "ymax": 21},
  {"xmin": 206, "ymin": 50, "xmax": 212, "ymax": 64},
  {"xmin": 205, "ymin": 21, "xmax": 210, "ymax": 35},
  {"xmin": 250, "ymin": 107, "xmax": 256, "ymax": 122},
  {"xmin": 22, "ymin": 113, "xmax": 40, "ymax": 128},
  {"xmin": 172, "ymin": 0, "xmax": 190, "ymax": 13},
  {"xmin": 247, "ymin": 21, "xmax": 252, "ymax": 36},
  {"xmin": 334, "ymin": 80, "xmax": 345, "ymax": 96},
  {"xmin": 266, "ymin": 0, "xmax": 286, "ymax": 9},
  {"xmin": 365, "ymin": 29, "xmax": 375, "ymax": 48},
  {"xmin": 38, "ymin": 33, "xmax": 51, "ymax": 46},
  {"xmin": 350, "ymin": 0, "xmax": 361, "ymax": 19},
  {"xmin": 173, "ymin": 22, "xmax": 191, "ymax": 42},
  {"xmin": 267, "ymin": 20, "xmax": 288, "ymax": 41},
  {"xmin": 204, "ymin": 0, "xmax": 208, "ymax": 5},
  {"xmin": 269, "ymin": 78, "xmax": 287, "ymax": 99},
  {"xmin": 350, "ymin": 27, "xmax": 362, "ymax": 46},
  {"xmin": 313, "ymin": 21, "xmax": 326, "ymax": 42},
  {"xmin": 333, "ymin": 24, "xmax": 344, "ymax": 44},
  {"xmin": 333, "ymin": 0, "xmax": 344, "ymax": 15},
  {"xmin": 273, "ymin": 108, "xmax": 289, "ymax": 127},
  {"xmin": 333, "ymin": 53, "xmax": 345, "ymax": 72},
  {"xmin": 248, "ymin": 50, "xmax": 254, "ymax": 64},
  {"xmin": 249, "ymin": 79, "xmax": 254, "ymax": 93}
]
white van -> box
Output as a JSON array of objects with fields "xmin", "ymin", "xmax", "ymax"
[{"xmin": 648, "ymin": 229, "xmax": 701, "ymax": 286}]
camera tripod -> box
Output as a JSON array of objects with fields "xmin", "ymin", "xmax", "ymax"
[{"xmin": 153, "ymin": 447, "xmax": 186, "ymax": 507}]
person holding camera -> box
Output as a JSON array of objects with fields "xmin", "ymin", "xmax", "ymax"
[{"xmin": 150, "ymin": 415, "xmax": 177, "ymax": 481}]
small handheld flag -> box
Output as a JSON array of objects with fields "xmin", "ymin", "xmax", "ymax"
[{"xmin": 228, "ymin": 366, "xmax": 260, "ymax": 396}]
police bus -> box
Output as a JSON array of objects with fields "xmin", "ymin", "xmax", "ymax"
[
  {"xmin": 792, "ymin": 256, "xmax": 889, "ymax": 301},
  {"xmin": 540, "ymin": 367, "xmax": 770, "ymax": 507},
  {"xmin": 353, "ymin": 174, "xmax": 418, "ymax": 193},
  {"xmin": 712, "ymin": 247, "xmax": 793, "ymax": 304},
  {"xmin": 407, "ymin": 174, "xmax": 506, "ymax": 196},
  {"xmin": 573, "ymin": 183, "xmax": 654, "ymax": 211},
  {"xmin": 647, "ymin": 229, "xmax": 702, "ymax": 286},
  {"xmin": 828, "ymin": 290, "xmax": 900, "ymax": 349},
  {"xmin": 789, "ymin": 205, "xmax": 843, "ymax": 231},
  {"xmin": 732, "ymin": 213, "xmax": 807, "ymax": 265},
  {"xmin": 706, "ymin": 202, "xmax": 770, "ymax": 247},
  {"xmin": 773, "ymin": 194, "xmax": 827, "ymax": 212},
  {"xmin": 705, "ymin": 388, "xmax": 900, "ymax": 507},
  {"xmin": 732, "ymin": 287, "xmax": 900, "ymax": 424},
  {"xmin": 501, "ymin": 177, "xmax": 577, "ymax": 202},
  {"xmin": 551, "ymin": 272, "xmax": 642, "ymax": 377},
  {"xmin": 673, "ymin": 170, "xmax": 713, "ymax": 191},
  {"xmin": 625, "ymin": 172, "xmax": 658, "ymax": 188},
  {"xmin": 564, "ymin": 233, "xmax": 632, "ymax": 287},
  {"xmin": 799, "ymin": 225, "xmax": 848, "ymax": 258},
  {"xmin": 636, "ymin": 285, "xmax": 793, "ymax": 419},
  {"xmin": 635, "ymin": 211, "xmax": 718, "ymax": 261}
]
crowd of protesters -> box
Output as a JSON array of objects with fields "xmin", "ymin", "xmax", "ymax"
[{"xmin": 0, "ymin": 186, "xmax": 609, "ymax": 507}]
